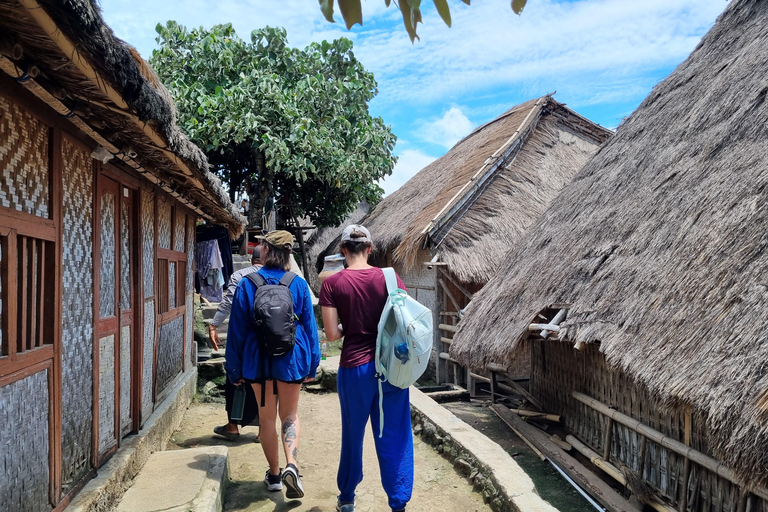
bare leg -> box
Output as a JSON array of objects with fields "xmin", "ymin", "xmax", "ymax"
[
  {"xmin": 276, "ymin": 381, "xmax": 302, "ymax": 466},
  {"xmin": 252, "ymin": 382, "xmax": 279, "ymax": 474}
]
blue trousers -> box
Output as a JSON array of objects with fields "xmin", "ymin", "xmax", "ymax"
[{"xmin": 337, "ymin": 361, "xmax": 414, "ymax": 511}]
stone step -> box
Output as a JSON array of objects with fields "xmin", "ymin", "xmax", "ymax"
[{"xmin": 114, "ymin": 446, "xmax": 228, "ymax": 512}]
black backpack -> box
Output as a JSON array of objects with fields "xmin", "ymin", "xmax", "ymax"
[{"xmin": 245, "ymin": 271, "xmax": 298, "ymax": 357}]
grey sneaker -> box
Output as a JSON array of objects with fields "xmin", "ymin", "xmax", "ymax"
[
  {"xmin": 336, "ymin": 498, "xmax": 355, "ymax": 512},
  {"xmin": 264, "ymin": 469, "xmax": 282, "ymax": 492},
  {"xmin": 282, "ymin": 463, "xmax": 304, "ymax": 499}
]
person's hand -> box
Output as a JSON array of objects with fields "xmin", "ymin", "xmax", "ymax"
[
  {"xmin": 208, "ymin": 323, "xmax": 221, "ymax": 348},
  {"xmin": 235, "ymin": 378, "xmax": 246, "ymax": 386},
  {"xmin": 303, "ymin": 376, "xmax": 315, "ymax": 383}
]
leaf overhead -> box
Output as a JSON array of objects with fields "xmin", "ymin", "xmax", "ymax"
[
  {"xmin": 319, "ymin": 0, "xmax": 335, "ymax": 23},
  {"xmin": 433, "ymin": 0, "xmax": 452, "ymax": 27},
  {"xmin": 511, "ymin": 0, "xmax": 527, "ymax": 15},
  {"xmin": 338, "ymin": 0, "xmax": 364, "ymax": 29},
  {"xmin": 323, "ymin": 0, "xmax": 529, "ymax": 41}
]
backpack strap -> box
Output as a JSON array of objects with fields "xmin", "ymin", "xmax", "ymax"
[
  {"xmin": 382, "ymin": 267, "xmax": 398, "ymax": 294},
  {"xmin": 245, "ymin": 272, "xmax": 266, "ymax": 288},
  {"xmin": 278, "ymin": 271, "xmax": 297, "ymax": 287}
]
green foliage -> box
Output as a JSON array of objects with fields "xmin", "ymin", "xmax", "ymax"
[
  {"xmin": 318, "ymin": 0, "xmax": 528, "ymax": 43},
  {"xmin": 151, "ymin": 23, "xmax": 396, "ymax": 227}
]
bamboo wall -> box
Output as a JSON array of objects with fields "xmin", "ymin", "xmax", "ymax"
[{"xmin": 531, "ymin": 339, "xmax": 766, "ymax": 512}]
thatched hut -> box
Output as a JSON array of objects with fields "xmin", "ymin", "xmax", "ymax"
[
  {"xmin": 450, "ymin": 1, "xmax": 768, "ymax": 510},
  {"xmin": 358, "ymin": 96, "xmax": 610, "ymax": 383},
  {"xmin": 0, "ymin": 0, "xmax": 243, "ymax": 509}
]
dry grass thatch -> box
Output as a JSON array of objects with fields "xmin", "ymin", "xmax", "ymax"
[
  {"xmin": 451, "ymin": 0, "xmax": 768, "ymax": 488},
  {"xmin": 0, "ymin": 0, "xmax": 244, "ymax": 236},
  {"xmin": 362, "ymin": 95, "xmax": 610, "ymax": 284}
]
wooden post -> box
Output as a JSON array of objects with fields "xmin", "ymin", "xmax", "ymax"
[
  {"xmin": 490, "ymin": 370, "xmax": 498, "ymax": 404},
  {"xmin": 603, "ymin": 417, "xmax": 614, "ymax": 462},
  {"xmin": 679, "ymin": 407, "xmax": 692, "ymax": 512}
]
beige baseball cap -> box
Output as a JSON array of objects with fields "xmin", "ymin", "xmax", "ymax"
[
  {"xmin": 259, "ymin": 230, "xmax": 294, "ymax": 250},
  {"xmin": 341, "ymin": 224, "xmax": 372, "ymax": 243}
]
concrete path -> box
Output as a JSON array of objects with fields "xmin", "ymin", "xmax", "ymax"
[
  {"xmin": 115, "ymin": 446, "xmax": 228, "ymax": 512},
  {"xmin": 167, "ymin": 391, "xmax": 492, "ymax": 512}
]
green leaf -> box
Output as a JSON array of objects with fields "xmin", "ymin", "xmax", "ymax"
[
  {"xmin": 399, "ymin": 2, "xmax": 420, "ymax": 43},
  {"xmin": 462, "ymin": 0, "xmax": 470, "ymax": 4},
  {"xmin": 338, "ymin": 0, "xmax": 363, "ymax": 29},
  {"xmin": 511, "ymin": 0, "xmax": 526, "ymax": 15},
  {"xmin": 319, "ymin": 0, "xmax": 336, "ymax": 23},
  {"xmin": 433, "ymin": 0, "xmax": 451, "ymax": 27}
]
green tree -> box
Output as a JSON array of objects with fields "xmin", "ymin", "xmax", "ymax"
[
  {"xmin": 320, "ymin": 0, "xmax": 528, "ymax": 42},
  {"xmin": 151, "ymin": 23, "xmax": 397, "ymax": 228}
]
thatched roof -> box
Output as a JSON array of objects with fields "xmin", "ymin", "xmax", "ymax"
[
  {"xmin": 362, "ymin": 95, "xmax": 611, "ymax": 284},
  {"xmin": 0, "ymin": 0, "xmax": 244, "ymax": 236},
  {"xmin": 451, "ymin": 0, "xmax": 768, "ymax": 488}
]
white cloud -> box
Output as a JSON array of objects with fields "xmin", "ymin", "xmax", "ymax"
[
  {"xmin": 421, "ymin": 107, "xmax": 475, "ymax": 149},
  {"xmin": 379, "ymin": 149, "xmax": 438, "ymax": 196}
]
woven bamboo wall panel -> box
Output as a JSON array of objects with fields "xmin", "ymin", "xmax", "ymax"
[
  {"xmin": 0, "ymin": 369, "xmax": 50, "ymax": 512},
  {"xmin": 169, "ymin": 261, "xmax": 176, "ymax": 309},
  {"xmin": 0, "ymin": 95, "xmax": 50, "ymax": 218},
  {"xmin": 530, "ymin": 340, "xmax": 748, "ymax": 512},
  {"xmin": 120, "ymin": 325, "xmax": 131, "ymax": 435},
  {"xmin": 186, "ymin": 217, "xmax": 194, "ymax": 291},
  {"xmin": 0, "ymin": 239, "xmax": 3, "ymax": 351},
  {"xmin": 156, "ymin": 316, "xmax": 184, "ymax": 397},
  {"xmin": 141, "ymin": 300, "xmax": 155, "ymax": 423},
  {"xmin": 100, "ymin": 193, "xmax": 116, "ymax": 318},
  {"xmin": 174, "ymin": 212, "xmax": 185, "ymax": 252},
  {"xmin": 61, "ymin": 136, "xmax": 94, "ymax": 490},
  {"xmin": 142, "ymin": 190, "xmax": 154, "ymax": 298},
  {"xmin": 185, "ymin": 293, "xmax": 193, "ymax": 368},
  {"xmin": 157, "ymin": 200, "xmax": 171, "ymax": 250},
  {"xmin": 120, "ymin": 200, "xmax": 131, "ymax": 309},
  {"xmin": 98, "ymin": 334, "xmax": 116, "ymax": 456}
]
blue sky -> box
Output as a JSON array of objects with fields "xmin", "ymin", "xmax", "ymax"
[{"xmin": 99, "ymin": 0, "xmax": 728, "ymax": 195}]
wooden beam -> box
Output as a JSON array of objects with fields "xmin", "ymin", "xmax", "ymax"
[
  {"xmin": 490, "ymin": 404, "xmax": 545, "ymax": 461},
  {"xmin": 437, "ymin": 267, "xmax": 473, "ymax": 300},
  {"xmin": 492, "ymin": 405, "xmax": 642, "ymax": 512},
  {"xmin": 438, "ymin": 323, "xmax": 458, "ymax": 333},
  {"xmin": 437, "ymin": 278, "xmax": 461, "ymax": 315}
]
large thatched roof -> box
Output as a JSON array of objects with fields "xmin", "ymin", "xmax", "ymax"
[
  {"xmin": 362, "ymin": 95, "xmax": 610, "ymax": 284},
  {"xmin": 0, "ymin": 0, "xmax": 244, "ymax": 236},
  {"xmin": 451, "ymin": 0, "xmax": 768, "ymax": 488}
]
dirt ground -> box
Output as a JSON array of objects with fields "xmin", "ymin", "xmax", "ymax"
[{"xmin": 168, "ymin": 390, "xmax": 491, "ymax": 512}]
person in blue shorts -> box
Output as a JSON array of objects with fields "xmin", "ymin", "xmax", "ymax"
[{"xmin": 226, "ymin": 230, "xmax": 320, "ymax": 500}]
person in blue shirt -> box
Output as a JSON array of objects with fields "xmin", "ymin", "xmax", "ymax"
[{"xmin": 225, "ymin": 230, "xmax": 320, "ymax": 500}]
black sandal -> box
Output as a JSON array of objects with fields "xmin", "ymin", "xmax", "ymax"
[{"xmin": 213, "ymin": 425, "xmax": 240, "ymax": 441}]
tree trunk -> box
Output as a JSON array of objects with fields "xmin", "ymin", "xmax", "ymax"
[
  {"xmin": 294, "ymin": 214, "xmax": 309, "ymax": 274},
  {"xmin": 248, "ymin": 149, "xmax": 273, "ymax": 229}
]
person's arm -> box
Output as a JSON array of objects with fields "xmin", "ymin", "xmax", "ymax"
[
  {"xmin": 224, "ymin": 280, "xmax": 250, "ymax": 385},
  {"xmin": 209, "ymin": 270, "xmax": 242, "ymax": 345},
  {"xmin": 298, "ymin": 279, "xmax": 320, "ymax": 379},
  {"xmin": 322, "ymin": 306, "xmax": 344, "ymax": 342}
]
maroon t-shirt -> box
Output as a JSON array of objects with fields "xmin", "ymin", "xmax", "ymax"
[{"xmin": 319, "ymin": 267, "xmax": 406, "ymax": 368}]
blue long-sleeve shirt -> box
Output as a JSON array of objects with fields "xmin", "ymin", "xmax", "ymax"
[{"xmin": 225, "ymin": 266, "xmax": 320, "ymax": 383}]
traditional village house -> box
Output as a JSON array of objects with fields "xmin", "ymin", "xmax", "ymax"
[
  {"xmin": 0, "ymin": 0, "xmax": 244, "ymax": 510},
  {"xmin": 450, "ymin": 1, "xmax": 768, "ymax": 510},
  {"xmin": 334, "ymin": 96, "xmax": 610, "ymax": 385}
]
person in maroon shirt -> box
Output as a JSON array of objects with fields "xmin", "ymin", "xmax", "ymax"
[{"xmin": 320, "ymin": 225, "xmax": 413, "ymax": 512}]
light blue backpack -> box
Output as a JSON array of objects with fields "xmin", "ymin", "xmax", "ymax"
[{"xmin": 374, "ymin": 267, "xmax": 433, "ymax": 436}]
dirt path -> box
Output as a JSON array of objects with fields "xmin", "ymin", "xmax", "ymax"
[{"xmin": 168, "ymin": 390, "xmax": 491, "ymax": 512}]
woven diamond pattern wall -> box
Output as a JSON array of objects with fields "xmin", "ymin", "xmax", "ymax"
[
  {"xmin": 0, "ymin": 369, "xmax": 50, "ymax": 512},
  {"xmin": 61, "ymin": 136, "xmax": 93, "ymax": 490},
  {"xmin": 156, "ymin": 316, "xmax": 184, "ymax": 396},
  {"xmin": 0, "ymin": 95, "xmax": 50, "ymax": 218},
  {"xmin": 99, "ymin": 193, "xmax": 115, "ymax": 318}
]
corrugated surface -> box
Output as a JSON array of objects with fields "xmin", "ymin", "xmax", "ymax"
[
  {"xmin": 120, "ymin": 325, "xmax": 131, "ymax": 435},
  {"xmin": 0, "ymin": 369, "xmax": 50, "ymax": 512},
  {"xmin": 60, "ymin": 136, "xmax": 93, "ymax": 490},
  {"xmin": 120, "ymin": 199, "xmax": 131, "ymax": 309}
]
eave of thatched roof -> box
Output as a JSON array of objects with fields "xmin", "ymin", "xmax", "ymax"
[
  {"xmin": 451, "ymin": 0, "xmax": 768, "ymax": 488},
  {"xmin": 363, "ymin": 95, "xmax": 610, "ymax": 283},
  {"xmin": 0, "ymin": 0, "xmax": 244, "ymax": 236}
]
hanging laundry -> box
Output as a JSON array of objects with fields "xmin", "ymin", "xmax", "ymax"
[{"xmin": 195, "ymin": 239, "xmax": 225, "ymax": 302}]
